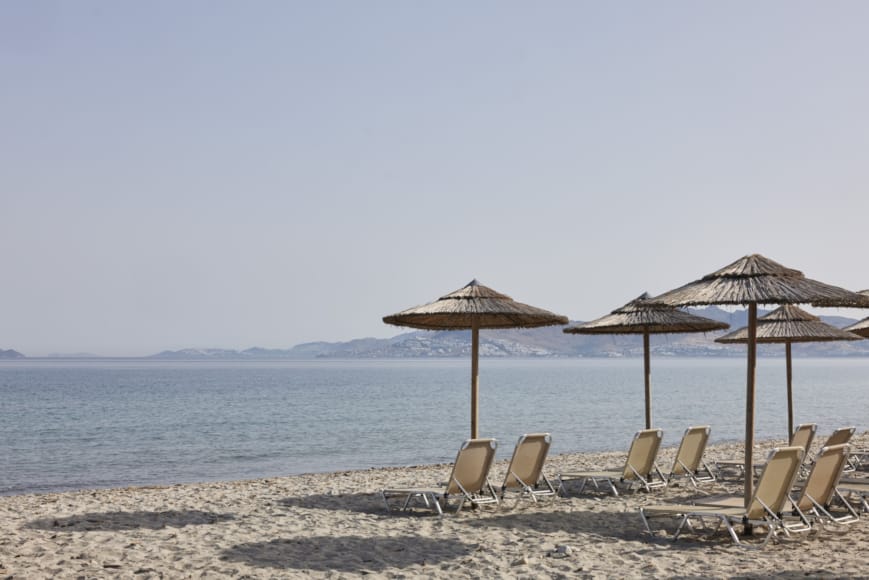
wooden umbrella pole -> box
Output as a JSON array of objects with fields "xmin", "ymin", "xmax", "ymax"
[
  {"xmin": 643, "ymin": 331, "xmax": 652, "ymax": 429},
  {"xmin": 471, "ymin": 323, "xmax": 480, "ymax": 439},
  {"xmin": 745, "ymin": 303, "xmax": 758, "ymax": 510},
  {"xmin": 786, "ymin": 342, "xmax": 794, "ymax": 439}
]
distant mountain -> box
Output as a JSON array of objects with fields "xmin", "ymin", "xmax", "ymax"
[
  {"xmin": 149, "ymin": 307, "xmax": 869, "ymax": 359},
  {"xmin": 0, "ymin": 349, "xmax": 25, "ymax": 359}
]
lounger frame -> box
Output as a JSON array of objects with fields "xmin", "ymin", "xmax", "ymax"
[
  {"xmin": 559, "ymin": 429, "xmax": 666, "ymax": 497},
  {"xmin": 667, "ymin": 425, "xmax": 715, "ymax": 487},
  {"xmin": 640, "ymin": 446, "xmax": 805, "ymax": 548},
  {"xmin": 501, "ymin": 433, "xmax": 557, "ymax": 502},
  {"xmin": 381, "ymin": 438, "xmax": 499, "ymax": 516}
]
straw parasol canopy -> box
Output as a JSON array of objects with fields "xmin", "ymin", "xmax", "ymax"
[
  {"xmin": 843, "ymin": 291, "xmax": 869, "ymax": 338},
  {"xmin": 844, "ymin": 318, "xmax": 869, "ymax": 338},
  {"xmin": 563, "ymin": 293, "xmax": 728, "ymax": 429},
  {"xmin": 716, "ymin": 305, "xmax": 863, "ymax": 436},
  {"xmin": 650, "ymin": 254, "xmax": 869, "ymax": 508},
  {"xmin": 383, "ymin": 279, "xmax": 568, "ymax": 438}
]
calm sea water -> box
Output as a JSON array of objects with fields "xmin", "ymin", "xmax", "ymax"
[{"xmin": 0, "ymin": 357, "xmax": 867, "ymax": 496}]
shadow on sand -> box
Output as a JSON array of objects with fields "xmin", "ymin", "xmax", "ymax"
[
  {"xmin": 466, "ymin": 508, "xmax": 646, "ymax": 541},
  {"xmin": 221, "ymin": 534, "xmax": 475, "ymax": 572},
  {"xmin": 26, "ymin": 509, "xmax": 235, "ymax": 532},
  {"xmin": 279, "ymin": 492, "xmax": 386, "ymax": 515}
]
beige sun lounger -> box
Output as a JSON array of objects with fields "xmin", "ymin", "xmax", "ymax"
[
  {"xmin": 791, "ymin": 443, "xmax": 859, "ymax": 526},
  {"xmin": 667, "ymin": 426, "xmax": 715, "ymax": 487},
  {"xmin": 381, "ymin": 438, "xmax": 499, "ymax": 516},
  {"xmin": 716, "ymin": 423, "xmax": 816, "ymax": 477},
  {"xmin": 500, "ymin": 433, "xmax": 557, "ymax": 502},
  {"xmin": 837, "ymin": 477, "xmax": 869, "ymax": 513},
  {"xmin": 811, "ymin": 427, "xmax": 856, "ymax": 472},
  {"xmin": 693, "ymin": 444, "xmax": 858, "ymax": 529},
  {"xmin": 822, "ymin": 427, "xmax": 855, "ymax": 447},
  {"xmin": 558, "ymin": 429, "xmax": 666, "ymax": 496},
  {"xmin": 640, "ymin": 446, "xmax": 805, "ymax": 548}
]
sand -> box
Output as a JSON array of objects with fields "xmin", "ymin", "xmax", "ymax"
[{"xmin": 1, "ymin": 434, "xmax": 868, "ymax": 579}]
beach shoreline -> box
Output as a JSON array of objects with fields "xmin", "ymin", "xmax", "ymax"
[{"xmin": 1, "ymin": 434, "xmax": 867, "ymax": 578}]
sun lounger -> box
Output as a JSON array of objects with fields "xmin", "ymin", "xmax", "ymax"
[
  {"xmin": 821, "ymin": 427, "xmax": 855, "ymax": 447},
  {"xmin": 640, "ymin": 446, "xmax": 805, "ymax": 547},
  {"xmin": 837, "ymin": 477, "xmax": 869, "ymax": 513},
  {"xmin": 792, "ymin": 444, "xmax": 859, "ymax": 526},
  {"xmin": 500, "ymin": 433, "xmax": 557, "ymax": 502},
  {"xmin": 810, "ymin": 427, "xmax": 856, "ymax": 472},
  {"xmin": 716, "ymin": 423, "xmax": 816, "ymax": 477},
  {"xmin": 558, "ymin": 429, "xmax": 666, "ymax": 496},
  {"xmin": 381, "ymin": 438, "xmax": 499, "ymax": 516},
  {"xmin": 667, "ymin": 426, "xmax": 715, "ymax": 487},
  {"xmin": 693, "ymin": 444, "xmax": 858, "ymax": 529}
]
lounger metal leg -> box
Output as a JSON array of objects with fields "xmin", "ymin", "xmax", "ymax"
[{"xmin": 673, "ymin": 515, "xmax": 690, "ymax": 541}]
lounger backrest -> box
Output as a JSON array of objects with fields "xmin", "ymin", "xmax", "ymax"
[
  {"xmin": 502, "ymin": 433, "xmax": 551, "ymax": 491},
  {"xmin": 789, "ymin": 423, "xmax": 817, "ymax": 453},
  {"xmin": 622, "ymin": 428, "xmax": 663, "ymax": 480},
  {"xmin": 823, "ymin": 427, "xmax": 855, "ymax": 447},
  {"xmin": 794, "ymin": 444, "xmax": 850, "ymax": 512},
  {"xmin": 670, "ymin": 425, "xmax": 710, "ymax": 475},
  {"xmin": 446, "ymin": 438, "xmax": 498, "ymax": 495},
  {"xmin": 748, "ymin": 446, "xmax": 804, "ymax": 520}
]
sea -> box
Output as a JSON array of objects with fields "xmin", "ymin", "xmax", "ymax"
[{"xmin": 1, "ymin": 357, "xmax": 867, "ymax": 496}]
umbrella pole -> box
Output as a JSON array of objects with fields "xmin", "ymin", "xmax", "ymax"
[
  {"xmin": 744, "ymin": 303, "xmax": 758, "ymax": 512},
  {"xmin": 471, "ymin": 323, "xmax": 480, "ymax": 439},
  {"xmin": 643, "ymin": 331, "xmax": 652, "ymax": 429},
  {"xmin": 786, "ymin": 342, "xmax": 793, "ymax": 439}
]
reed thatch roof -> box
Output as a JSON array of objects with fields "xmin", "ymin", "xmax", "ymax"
[
  {"xmin": 715, "ymin": 305, "xmax": 863, "ymax": 344},
  {"xmin": 563, "ymin": 293, "xmax": 729, "ymax": 335},
  {"xmin": 382, "ymin": 279, "xmax": 568, "ymax": 330},
  {"xmin": 851, "ymin": 291, "xmax": 869, "ymax": 336},
  {"xmin": 651, "ymin": 254, "xmax": 869, "ymax": 308},
  {"xmin": 844, "ymin": 316, "xmax": 869, "ymax": 338}
]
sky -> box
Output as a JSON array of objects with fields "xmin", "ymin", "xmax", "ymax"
[{"xmin": 2, "ymin": 1, "xmax": 869, "ymax": 356}]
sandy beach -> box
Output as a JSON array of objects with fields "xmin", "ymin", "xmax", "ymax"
[{"xmin": 1, "ymin": 434, "xmax": 868, "ymax": 579}]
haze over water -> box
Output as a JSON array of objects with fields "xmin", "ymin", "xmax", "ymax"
[{"xmin": 2, "ymin": 357, "xmax": 867, "ymax": 496}]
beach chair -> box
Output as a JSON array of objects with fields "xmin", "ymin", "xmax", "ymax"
[
  {"xmin": 692, "ymin": 444, "xmax": 858, "ymax": 530},
  {"xmin": 640, "ymin": 446, "xmax": 805, "ymax": 548},
  {"xmin": 716, "ymin": 423, "xmax": 816, "ymax": 477},
  {"xmin": 837, "ymin": 478, "xmax": 869, "ymax": 513},
  {"xmin": 667, "ymin": 426, "xmax": 715, "ymax": 487},
  {"xmin": 381, "ymin": 438, "xmax": 499, "ymax": 516},
  {"xmin": 500, "ymin": 433, "xmax": 557, "ymax": 502},
  {"xmin": 810, "ymin": 427, "xmax": 856, "ymax": 472},
  {"xmin": 792, "ymin": 444, "xmax": 859, "ymax": 526},
  {"xmin": 558, "ymin": 429, "xmax": 666, "ymax": 496}
]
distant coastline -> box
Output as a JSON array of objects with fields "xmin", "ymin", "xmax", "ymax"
[{"xmin": 5, "ymin": 307, "xmax": 869, "ymax": 360}]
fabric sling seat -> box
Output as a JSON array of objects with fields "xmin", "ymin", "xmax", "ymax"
[
  {"xmin": 716, "ymin": 423, "xmax": 816, "ymax": 477},
  {"xmin": 500, "ymin": 433, "xmax": 557, "ymax": 502},
  {"xmin": 667, "ymin": 425, "xmax": 715, "ymax": 487},
  {"xmin": 381, "ymin": 438, "xmax": 499, "ymax": 516},
  {"xmin": 807, "ymin": 427, "xmax": 856, "ymax": 472},
  {"xmin": 558, "ymin": 429, "xmax": 666, "ymax": 496},
  {"xmin": 694, "ymin": 444, "xmax": 858, "ymax": 530},
  {"xmin": 837, "ymin": 477, "xmax": 869, "ymax": 513},
  {"xmin": 640, "ymin": 446, "xmax": 804, "ymax": 548}
]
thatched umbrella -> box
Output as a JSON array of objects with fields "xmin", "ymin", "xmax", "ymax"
[
  {"xmin": 650, "ymin": 254, "xmax": 869, "ymax": 507},
  {"xmin": 383, "ymin": 280, "xmax": 568, "ymax": 438},
  {"xmin": 563, "ymin": 293, "xmax": 728, "ymax": 429},
  {"xmin": 716, "ymin": 305, "xmax": 862, "ymax": 437},
  {"xmin": 843, "ymin": 291, "xmax": 869, "ymax": 338}
]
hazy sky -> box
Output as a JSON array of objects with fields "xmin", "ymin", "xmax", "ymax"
[{"xmin": 3, "ymin": 2, "xmax": 869, "ymax": 356}]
